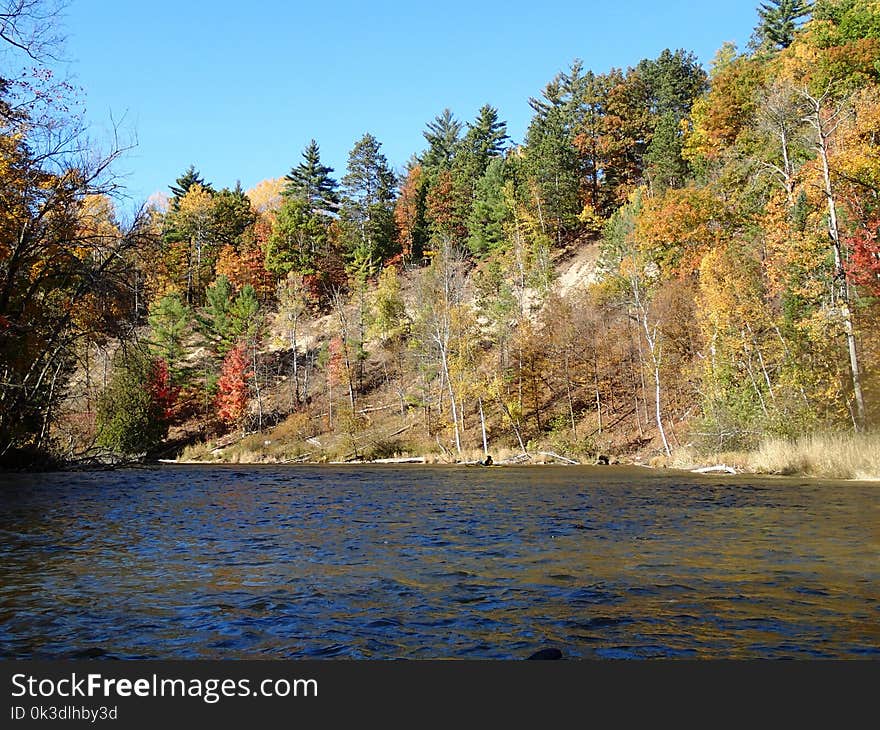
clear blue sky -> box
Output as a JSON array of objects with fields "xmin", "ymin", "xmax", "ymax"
[{"xmin": 62, "ymin": 0, "xmax": 760, "ymax": 207}]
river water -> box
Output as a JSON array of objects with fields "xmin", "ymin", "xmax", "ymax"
[{"xmin": 0, "ymin": 465, "xmax": 877, "ymax": 659}]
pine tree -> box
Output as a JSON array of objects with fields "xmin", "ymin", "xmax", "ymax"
[
  {"xmin": 282, "ymin": 139, "xmax": 340, "ymax": 217},
  {"xmin": 454, "ymin": 105, "xmax": 510, "ymax": 217},
  {"xmin": 147, "ymin": 293, "xmax": 190, "ymax": 384},
  {"xmin": 462, "ymin": 104, "xmax": 509, "ymax": 173},
  {"xmin": 340, "ymin": 133, "xmax": 398, "ymax": 267},
  {"xmin": 755, "ymin": 0, "xmax": 812, "ymax": 50},
  {"xmin": 265, "ymin": 197, "xmax": 329, "ymax": 276},
  {"xmin": 467, "ymin": 158, "xmax": 511, "ymax": 257},
  {"xmin": 645, "ymin": 112, "xmax": 688, "ymax": 192},
  {"xmin": 199, "ymin": 275, "xmax": 235, "ymax": 357},
  {"xmin": 421, "ymin": 109, "xmax": 463, "ymax": 171},
  {"xmin": 169, "ymin": 165, "xmax": 213, "ymax": 209}
]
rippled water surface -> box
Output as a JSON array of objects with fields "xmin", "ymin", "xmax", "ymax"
[{"xmin": 1, "ymin": 465, "xmax": 878, "ymax": 659}]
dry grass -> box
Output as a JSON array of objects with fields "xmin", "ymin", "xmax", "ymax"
[
  {"xmin": 747, "ymin": 432, "xmax": 880, "ymax": 480},
  {"xmin": 668, "ymin": 432, "xmax": 880, "ymax": 480}
]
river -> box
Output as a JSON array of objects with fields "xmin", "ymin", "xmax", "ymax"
[{"xmin": 0, "ymin": 465, "xmax": 877, "ymax": 659}]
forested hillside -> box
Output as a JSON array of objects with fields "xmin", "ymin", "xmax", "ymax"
[{"xmin": 2, "ymin": 0, "xmax": 879, "ymax": 472}]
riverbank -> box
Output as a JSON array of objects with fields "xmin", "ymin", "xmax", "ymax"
[
  {"xmin": 162, "ymin": 429, "xmax": 880, "ymax": 481},
  {"xmin": 665, "ymin": 431, "xmax": 880, "ymax": 481}
]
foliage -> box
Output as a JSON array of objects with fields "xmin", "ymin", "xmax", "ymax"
[
  {"xmin": 96, "ymin": 349, "xmax": 174, "ymax": 455},
  {"xmin": 215, "ymin": 344, "xmax": 251, "ymax": 427}
]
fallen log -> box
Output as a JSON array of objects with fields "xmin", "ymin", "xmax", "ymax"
[{"xmin": 692, "ymin": 464, "xmax": 738, "ymax": 474}]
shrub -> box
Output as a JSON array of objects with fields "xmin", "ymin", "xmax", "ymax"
[{"xmin": 96, "ymin": 349, "xmax": 175, "ymax": 456}]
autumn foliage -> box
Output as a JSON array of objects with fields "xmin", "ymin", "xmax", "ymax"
[{"xmin": 215, "ymin": 344, "xmax": 251, "ymax": 426}]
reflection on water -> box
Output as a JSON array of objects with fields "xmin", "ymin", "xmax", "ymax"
[{"xmin": 0, "ymin": 465, "xmax": 878, "ymax": 659}]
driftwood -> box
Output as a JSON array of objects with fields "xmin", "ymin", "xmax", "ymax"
[
  {"xmin": 692, "ymin": 464, "xmax": 738, "ymax": 474},
  {"xmin": 535, "ymin": 451, "xmax": 580, "ymax": 465}
]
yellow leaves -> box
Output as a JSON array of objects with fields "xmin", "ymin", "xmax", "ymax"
[
  {"xmin": 761, "ymin": 192, "xmax": 828, "ymax": 303},
  {"xmin": 577, "ymin": 203, "xmax": 604, "ymax": 234},
  {"xmin": 246, "ymin": 178, "xmax": 284, "ymax": 214},
  {"xmin": 76, "ymin": 195, "xmax": 119, "ymax": 254},
  {"xmin": 635, "ymin": 186, "xmax": 722, "ymax": 275},
  {"xmin": 176, "ymin": 183, "xmax": 214, "ymax": 221},
  {"xmin": 832, "ymin": 86, "xmax": 880, "ymax": 192},
  {"xmin": 698, "ymin": 243, "xmax": 764, "ymax": 339}
]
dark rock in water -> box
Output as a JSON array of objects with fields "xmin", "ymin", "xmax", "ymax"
[
  {"xmin": 527, "ymin": 648, "xmax": 563, "ymax": 660},
  {"xmin": 70, "ymin": 647, "xmax": 110, "ymax": 659}
]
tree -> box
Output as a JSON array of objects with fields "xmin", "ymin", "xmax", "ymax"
[
  {"xmin": 282, "ymin": 139, "xmax": 339, "ymax": 217},
  {"xmin": 467, "ymin": 158, "xmax": 511, "ymax": 256},
  {"xmin": 801, "ymin": 86, "xmax": 866, "ymax": 427},
  {"xmin": 412, "ymin": 239, "xmax": 471, "ymax": 455},
  {"xmin": 147, "ymin": 293, "xmax": 189, "ymax": 383},
  {"xmin": 276, "ymin": 272, "xmax": 308, "ymax": 407},
  {"xmin": 96, "ymin": 349, "xmax": 173, "ymax": 456},
  {"xmin": 215, "ymin": 344, "xmax": 250, "ymax": 430},
  {"xmin": 644, "ymin": 111, "xmax": 688, "ymax": 192},
  {"xmin": 394, "ymin": 163, "xmax": 428, "ymax": 263},
  {"xmin": 421, "ymin": 108, "xmax": 462, "ymax": 171},
  {"xmin": 755, "ymin": 0, "xmax": 812, "ymax": 51},
  {"xmin": 165, "ymin": 183, "xmax": 217, "ymax": 303},
  {"xmin": 265, "ymin": 196, "xmax": 328, "ymax": 276},
  {"xmin": 213, "ymin": 182, "xmax": 256, "ymax": 248},
  {"xmin": 169, "ymin": 165, "xmax": 213, "ymax": 209},
  {"xmin": 846, "ymin": 216, "xmax": 880, "ymax": 296},
  {"xmin": 340, "ymin": 133, "xmax": 398, "ymax": 268},
  {"xmin": 522, "ymin": 104, "xmax": 581, "ymax": 245},
  {"xmin": 1, "ymin": 57, "xmax": 140, "ymax": 458}
]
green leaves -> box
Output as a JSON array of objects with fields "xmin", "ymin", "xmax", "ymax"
[{"xmin": 282, "ymin": 139, "xmax": 339, "ymax": 217}]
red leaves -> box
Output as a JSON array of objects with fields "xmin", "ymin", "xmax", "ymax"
[
  {"xmin": 846, "ymin": 217, "xmax": 880, "ymax": 296},
  {"xmin": 148, "ymin": 358, "xmax": 179, "ymax": 422},
  {"xmin": 215, "ymin": 344, "xmax": 251, "ymax": 426}
]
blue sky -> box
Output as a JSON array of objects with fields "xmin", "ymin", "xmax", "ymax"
[{"xmin": 62, "ymin": 1, "xmax": 760, "ymax": 207}]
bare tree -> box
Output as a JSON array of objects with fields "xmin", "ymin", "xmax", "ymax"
[{"xmin": 800, "ymin": 86, "xmax": 866, "ymax": 429}]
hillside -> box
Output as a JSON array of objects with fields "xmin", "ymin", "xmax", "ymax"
[
  {"xmin": 165, "ymin": 238, "xmax": 655, "ymax": 466},
  {"xmin": 4, "ymin": 0, "xmax": 880, "ymax": 477}
]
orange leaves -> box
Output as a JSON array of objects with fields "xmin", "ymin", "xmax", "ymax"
[
  {"xmin": 635, "ymin": 186, "xmax": 723, "ymax": 275},
  {"xmin": 215, "ymin": 242, "xmax": 274, "ymax": 301},
  {"xmin": 394, "ymin": 164, "xmax": 424, "ymax": 259},
  {"xmin": 683, "ymin": 57, "xmax": 762, "ymax": 163},
  {"xmin": 215, "ymin": 344, "xmax": 251, "ymax": 426}
]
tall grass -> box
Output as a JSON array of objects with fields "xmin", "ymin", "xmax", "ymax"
[{"xmin": 748, "ymin": 432, "xmax": 880, "ymax": 480}]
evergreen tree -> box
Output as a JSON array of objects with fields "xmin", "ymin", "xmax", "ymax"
[
  {"xmin": 454, "ymin": 104, "xmax": 510, "ymax": 217},
  {"xmin": 96, "ymin": 349, "xmax": 172, "ymax": 456},
  {"xmin": 340, "ymin": 133, "xmax": 398, "ymax": 268},
  {"xmin": 199, "ymin": 276, "xmax": 235, "ymax": 357},
  {"xmin": 213, "ymin": 182, "xmax": 256, "ymax": 248},
  {"xmin": 265, "ymin": 197, "xmax": 329, "ymax": 276},
  {"xmin": 147, "ymin": 293, "xmax": 190, "ymax": 384},
  {"xmin": 634, "ymin": 49, "xmax": 708, "ymax": 123},
  {"xmin": 282, "ymin": 139, "xmax": 340, "ymax": 216},
  {"xmin": 462, "ymin": 104, "xmax": 509, "ymax": 173},
  {"xmin": 523, "ymin": 104, "xmax": 581, "ymax": 243},
  {"xmin": 169, "ymin": 165, "xmax": 213, "ymax": 209},
  {"xmin": 421, "ymin": 109, "xmax": 463, "ymax": 171},
  {"xmin": 755, "ymin": 0, "xmax": 812, "ymax": 50},
  {"xmin": 467, "ymin": 158, "xmax": 511, "ymax": 257},
  {"xmin": 645, "ymin": 111, "xmax": 689, "ymax": 192}
]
